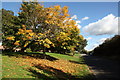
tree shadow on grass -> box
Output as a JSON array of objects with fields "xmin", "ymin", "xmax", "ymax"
[
  {"xmin": 68, "ymin": 56, "xmax": 85, "ymax": 64},
  {"xmin": 24, "ymin": 52, "xmax": 58, "ymax": 61},
  {"xmin": 26, "ymin": 64, "xmax": 96, "ymax": 80},
  {"xmin": 82, "ymin": 55, "xmax": 120, "ymax": 80},
  {"xmin": 69, "ymin": 60, "xmax": 85, "ymax": 64},
  {"xmin": 2, "ymin": 52, "xmax": 58, "ymax": 61}
]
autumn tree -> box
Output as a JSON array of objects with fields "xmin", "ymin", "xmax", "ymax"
[
  {"xmin": 18, "ymin": 1, "xmax": 71, "ymax": 52},
  {"xmin": 4, "ymin": 0, "xmax": 87, "ymax": 56}
]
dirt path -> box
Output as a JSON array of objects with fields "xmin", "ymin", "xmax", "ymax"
[{"xmin": 81, "ymin": 54, "xmax": 120, "ymax": 80}]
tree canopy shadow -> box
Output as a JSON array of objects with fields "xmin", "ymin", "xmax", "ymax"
[
  {"xmin": 26, "ymin": 64, "xmax": 96, "ymax": 80},
  {"xmin": 68, "ymin": 56, "xmax": 85, "ymax": 64},
  {"xmin": 69, "ymin": 60, "xmax": 85, "ymax": 64},
  {"xmin": 2, "ymin": 52, "xmax": 58, "ymax": 61},
  {"xmin": 82, "ymin": 55, "xmax": 120, "ymax": 80}
]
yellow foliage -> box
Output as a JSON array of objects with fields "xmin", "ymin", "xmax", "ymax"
[
  {"xmin": 45, "ymin": 20, "xmax": 49, "ymax": 24},
  {"xmin": 70, "ymin": 20, "xmax": 76, "ymax": 25},
  {"xmin": 65, "ymin": 37, "xmax": 71, "ymax": 41},
  {"xmin": 79, "ymin": 35, "xmax": 84, "ymax": 40},
  {"xmin": 29, "ymin": 33, "xmax": 34, "ymax": 36},
  {"xmin": 63, "ymin": 6, "xmax": 68, "ymax": 9},
  {"xmin": 62, "ymin": 42, "xmax": 67, "ymax": 45},
  {"xmin": 70, "ymin": 46, "xmax": 76, "ymax": 51},
  {"xmin": 47, "ymin": 14, "xmax": 52, "ymax": 18},
  {"xmin": 53, "ymin": 12, "xmax": 58, "ymax": 16},
  {"xmin": 14, "ymin": 41, "xmax": 20, "ymax": 46},
  {"xmin": 17, "ymin": 29, "xmax": 24, "ymax": 35},
  {"xmin": 63, "ymin": 47, "xmax": 66, "ymax": 49},
  {"xmin": 38, "ymin": 33, "xmax": 43, "ymax": 36},
  {"xmin": 22, "ymin": 38, "xmax": 26, "ymax": 40},
  {"xmin": 22, "ymin": 25, "xmax": 26, "ymax": 28},
  {"xmin": 20, "ymin": 29, "xmax": 24, "ymax": 32},
  {"xmin": 60, "ymin": 32, "xmax": 66, "ymax": 36},
  {"xmin": 76, "ymin": 43, "xmax": 79, "ymax": 46},
  {"xmin": 36, "ymin": 4, "xmax": 43, "ymax": 9},
  {"xmin": 6, "ymin": 36, "xmax": 15, "ymax": 40},
  {"xmin": 44, "ymin": 44, "xmax": 50, "ymax": 48},
  {"xmin": 62, "ymin": 6, "xmax": 68, "ymax": 14},
  {"xmin": 26, "ymin": 30, "xmax": 32, "ymax": 33},
  {"xmin": 24, "ymin": 42, "xmax": 29, "ymax": 47},
  {"xmin": 64, "ymin": 14, "xmax": 70, "ymax": 17},
  {"xmin": 45, "ymin": 38, "xmax": 52, "ymax": 44},
  {"xmin": 52, "ymin": 44, "xmax": 55, "ymax": 47},
  {"xmin": 54, "ymin": 5, "xmax": 61, "ymax": 10},
  {"xmin": 27, "ymin": 36, "xmax": 32, "ymax": 39}
]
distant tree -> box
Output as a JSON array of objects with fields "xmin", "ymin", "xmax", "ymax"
[{"xmin": 76, "ymin": 39, "xmax": 87, "ymax": 54}]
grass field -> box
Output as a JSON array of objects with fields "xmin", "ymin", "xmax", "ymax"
[{"xmin": 2, "ymin": 52, "xmax": 95, "ymax": 80}]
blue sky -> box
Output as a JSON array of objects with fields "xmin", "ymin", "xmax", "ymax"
[{"xmin": 2, "ymin": 2, "xmax": 118, "ymax": 51}]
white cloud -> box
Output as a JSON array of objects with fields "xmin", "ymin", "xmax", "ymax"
[
  {"xmin": 76, "ymin": 24, "xmax": 82, "ymax": 29},
  {"xmin": 75, "ymin": 20, "xmax": 82, "ymax": 29},
  {"xmin": 85, "ymin": 37, "xmax": 112, "ymax": 51},
  {"xmin": 85, "ymin": 43, "xmax": 99, "ymax": 51},
  {"xmin": 118, "ymin": 17, "xmax": 120, "ymax": 35},
  {"xmin": 91, "ymin": 43, "xmax": 99, "ymax": 50},
  {"xmin": 93, "ymin": 43, "xmax": 99, "ymax": 48},
  {"xmin": 82, "ymin": 14, "xmax": 118, "ymax": 35},
  {"xmin": 70, "ymin": 15, "xmax": 82, "ymax": 29},
  {"xmin": 86, "ymin": 37, "xmax": 92, "ymax": 40},
  {"xmin": 91, "ymin": 37, "xmax": 109, "ymax": 50},
  {"xmin": 71, "ymin": 15, "xmax": 77, "ymax": 19},
  {"xmin": 76, "ymin": 20, "xmax": 81, "ymax": 24},
  {"xmin": 82, "ymin": 17, "xmax": 89, "ymax": 20},
  {"xmin": 98, "ymin": 38, "xmax": 107, "ymax": 44}
]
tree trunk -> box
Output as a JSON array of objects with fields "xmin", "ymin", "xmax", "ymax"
[
  {"xmin": 20, "ymin": 40, "xmax": 34, "ymax": 52},
  {"xmin": 72, "ymin": 51, "xmax": 75, "ymax": 56},
  {"xmin": 43, "ymin": 47, "xmax": 46, "ymax": 59}
]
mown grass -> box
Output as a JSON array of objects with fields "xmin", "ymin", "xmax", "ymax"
[
  {"xmin": 2, "ymin": 52, "xmax": 95, "ymax": 80},
  {"xmin": 46, "ymin": 52, "xmax": 84, "ymax": 63}
]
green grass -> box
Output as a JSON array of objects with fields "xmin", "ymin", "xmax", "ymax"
[
  {"xmin": 46, "ymin": 52, "xmax": 84, "ymax": 63},
  {"xmin": 2, "ymin": 55, "xmax": 33, "ymax": 78},
  {"xmin": 2, "ymin": 52, "xmax": 95, "ymax": 80}
]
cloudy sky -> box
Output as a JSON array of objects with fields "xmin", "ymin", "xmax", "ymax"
[{"xmin": 2, "ymin": 2, "xmax": 118, "ymax": 51}]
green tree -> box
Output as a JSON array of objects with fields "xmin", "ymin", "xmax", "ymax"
[
  {"xmin": 18, "ymin": 1, "xmax": 41, "ymax": 30},
  {"xmin": 2, "ymin": 9, "xmax": 21, "ymax": 51}
]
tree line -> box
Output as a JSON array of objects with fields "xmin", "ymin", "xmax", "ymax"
[{"xmin": 92, "ymin": 35, "xmax": 120, "ymax": 60}]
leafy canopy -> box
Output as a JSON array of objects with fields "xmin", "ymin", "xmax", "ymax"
[{"xmin": 2, "ymin": 1, "xmax": 87, "ymax": 54}]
